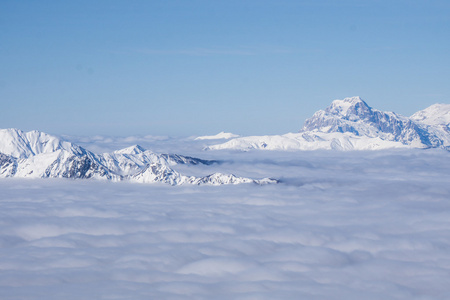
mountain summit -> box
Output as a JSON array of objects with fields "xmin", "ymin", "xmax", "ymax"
[
  {"xmin": 411, "ymin": 103, "xmax": 450, "ymax": 128},
  {"xmin": 301, "ymin": 96, "xmax": 437, "ymax": 147},
  {"xmin": 0, "ymin": 128, "xmax": 86, "ymax": 159},
  {"xmin": 207, "ymin": 97, "xmax": 450, "ymax": 151},
  {"xmin": 322, "ymin": 96, "xmax": 371, "ymax": 118}
]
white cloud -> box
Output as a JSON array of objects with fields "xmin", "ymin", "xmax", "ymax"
[{"xmin": 1, "ymin": 149, "xmax": 450, "ymax": 299}]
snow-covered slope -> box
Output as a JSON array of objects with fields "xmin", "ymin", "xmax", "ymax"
[
  {"xmin": 0, "ymin": 129, "xmax": 113, "ymax": 180},
  {"xmin": 129, "ymin": 163, "xmax": 275, "ymax": 186},
  {"xmin": 301, "ymin": 97, "xmax": 436, "ymax": 147},
  {"xmin": 207, "ymin": 97, "xmax": 450, "ymax": 151},
  {"xmin": 207, "ymin": 132, "xmax": 409, "ymax": 151},
  {"xmin": 97, "ymin": 144, "xmax": 214, "ymax": 177},
  {"xmin": 410, "ymin": 104, "xmax": 450, "ymax": 149},
  {"xmin": 0, "ymin": 129, "xmax": 273, "ymax": 185},
  {"xmin": 0, "ymin": 128, "xmax": 86, "ymax": 158},
  {"xmin": 411, "ymin": 103, "xmax": 450, "ymax": 127}
]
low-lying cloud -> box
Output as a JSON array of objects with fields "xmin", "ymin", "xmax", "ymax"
[{"xmin": 1, "ymin": 148, "xmax": 450, "ymax": 299}]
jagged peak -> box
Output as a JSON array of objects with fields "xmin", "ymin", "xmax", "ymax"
[
  {"xmin": 1, "ymin": 128, "xmax": 66, "ymax": 142},
  {"xmin": 0, "ymin": 128, "xmax": 26, "ymax": 138},
  {"xmin": 332, "ymin": 96, "xmax": 365, "ymax": 104},
  {"xmin": 114, "ymin": 144, "xmax": 147, "ymax": 155},
  {"xmin": 0, "ymin": 128, "xmax": 84, "ymax": 158},
  {"xmin": 0, "ymin": 128, "xmax": 278, "ymax": 185},
  {"xmin": 327, "ymin": 96, "xmax": 371, "ymax": 116}
]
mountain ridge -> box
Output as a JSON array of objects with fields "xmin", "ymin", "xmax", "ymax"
[
  {"xmin": 207, "ymin": 97, "xmax": 450, "ymax": 151},
  {"xmin": 0, "ymin": 128, "xmax": 275, "ymax": 185}
]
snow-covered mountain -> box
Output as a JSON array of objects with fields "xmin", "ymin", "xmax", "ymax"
[
  {"xmin": 411, "ymin": 103, "xmax": 450, "ymax": 127},
  {"xmin": 207, "ymin": 97, "xmax": 450, "ymax": 151},
  {"xmin": 0, "ymin": 128, "xmax": 274, "ymax": 185},
  {"xmin": 130, "ymin": 163, "xmax": 275, "ymax": 185},
  {"xmin": 0, "ymin": 128, "xmax": 86, "ymax": 158},
  {"xmin": 0, "ymin": 129, "xmax": 113, "ymax": 180}
]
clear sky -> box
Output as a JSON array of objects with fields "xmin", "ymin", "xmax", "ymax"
[{"xmin": 1, "ymin": 0, "xmax": 449, "ymax": 137}]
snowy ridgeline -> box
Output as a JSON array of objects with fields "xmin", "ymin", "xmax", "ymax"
[
  {"xmin": 206, "ymin": 97, "xmax": 450, "ymax": 151},
  {"xmin": 194, "ymin": 131, "xmax": 240, "ymax": 140},
  {"xmin": 2, "ymin": 96, "xmax": 450, "ymax": 184},
  {"xmin": 0, "ymin": 129, "xmax": 275, "ymax": 185}
]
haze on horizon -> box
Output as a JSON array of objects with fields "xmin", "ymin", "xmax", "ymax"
[{"xmin": 1, "ymin": 0, "xmax": 449, "ymax": 137}]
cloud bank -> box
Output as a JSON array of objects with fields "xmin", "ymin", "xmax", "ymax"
[{"xmin": 1, "ymin": 149, "xmax": 449, "ymax": 299}]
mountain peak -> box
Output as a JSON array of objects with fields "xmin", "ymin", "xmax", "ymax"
[
  {"xmin": 1, "ymin": 128, "xmax": 267, "ymax": 185},
  {"xmin": 298, "ymin": 96, "xmax": 443, "ymax": 147},
  {"xmin": 114, "ymin": 145, "xmax": 147, "ymax": 155},
  {"xmin": 0, "ymin": 128, "xmax": 85, "ymax": 158},
  {"xmin": 327, "ymin": 96, "xmax": 370, "ymax": 117},
  {"xmin": 301, "ymin": 96, "xmax": 373, "ymax": 133},
  {"xmin": 208, "ymin": 96, "xmax": 450, "ymax": 151},
  {"xmin": 411, "ymin": 103, "xmax": 450, "ymax": 127},
  {"xmin": 332, "ymin": 96, "xmax": 365, "ymax": 105}
]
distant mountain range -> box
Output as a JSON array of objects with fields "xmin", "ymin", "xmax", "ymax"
[
  {"xmin": 2, "ymin": 97, "xmax": 448, "ymax": 183},
  {"xmin": 207, "ymin": 97, "xmax": 450, "ymax": 151},
  {"xmin": 0, "ymin": 128, "xmax": 275, "ymax": 185}
]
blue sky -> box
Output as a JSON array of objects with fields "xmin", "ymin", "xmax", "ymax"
[{"xmin": 1, "ymin": 0, "xmax": 449, "ymax": 136}]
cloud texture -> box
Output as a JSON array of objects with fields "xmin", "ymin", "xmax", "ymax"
[{"xmin": 1, "ymin": 148, "xmax": 450, "ymax": 299}]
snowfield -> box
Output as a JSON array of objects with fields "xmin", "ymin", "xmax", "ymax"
[
  {"xmin": 194, "ymin": 131, "xmax": 240, "ymax": 140},
  {"xmin": 1, "ymin": 147, "xmax": 450, "ymax": 299}
]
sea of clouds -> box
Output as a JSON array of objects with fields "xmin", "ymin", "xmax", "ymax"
[{"xmin": 1, "ymin": 138, "xmax": 450, "ymax": 299}]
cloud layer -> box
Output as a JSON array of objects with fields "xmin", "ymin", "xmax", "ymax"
[{"xmin": 1, "ymin": 148, "xmax": 450, "ymax": 299}]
